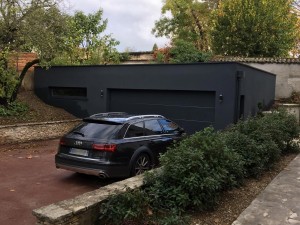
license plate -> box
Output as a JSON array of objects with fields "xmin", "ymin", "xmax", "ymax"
[{"xmin": 69, "ymin": 148, "xmax": 88, "ymax": 157}]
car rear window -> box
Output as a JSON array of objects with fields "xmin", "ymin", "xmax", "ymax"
[{"xmin": 72, "ymin": 122, "xmax": 121, "ymax": 139}]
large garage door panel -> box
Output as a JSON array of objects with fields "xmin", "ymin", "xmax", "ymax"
[
  {"xmin": 109, "ymin": 89, "xmax": 215, "ymax": 133},
  {"xmin": 110, "ymin": 90, "xmax": 215, "ymax": 107},
  {"xmin": 111, "ymin": 102, "xmax": 214, "ymax": 122}
]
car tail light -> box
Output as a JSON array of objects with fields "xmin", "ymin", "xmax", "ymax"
[
  {"xmin": 92, "ymin": 144, "xmax": 117, "ymax": 152},
  {"xmin": 59, "ymin": 138, "xmax": 66, "ymax": 146}
]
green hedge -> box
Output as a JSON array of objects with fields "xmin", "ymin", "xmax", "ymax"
[{"xmin": 99, "ymin": 109, "xmax": 300, "ymax": 225}]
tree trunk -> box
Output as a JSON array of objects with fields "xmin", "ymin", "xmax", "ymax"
[
  {"xmin": 10, "ymin": 58, "xmax": 40, "ymax": 103},
  {"xmin": 0, "ymin": 97, "xmax": 9, "ymax": 107}
]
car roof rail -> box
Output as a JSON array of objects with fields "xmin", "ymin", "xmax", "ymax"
[
  {"xmin": 89, "ymin": 112, "xmax": 128, "ymax": 118},
  {"xmin": 126, "ymin": 115, "xmax": 165, "ymax": 120}
]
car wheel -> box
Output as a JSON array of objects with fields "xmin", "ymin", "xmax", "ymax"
[{"xmin": 131, "ymin": 153, "xmax": 152, "ymax": 176}]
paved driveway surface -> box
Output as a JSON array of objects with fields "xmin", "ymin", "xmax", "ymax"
[{"xmin": 0, "ymin": 139, "xmax": 117, "ymax": 225}]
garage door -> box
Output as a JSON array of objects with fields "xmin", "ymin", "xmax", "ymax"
[{"xmin": 108, "ymin": 89, "xmax": 215, "ymax": 134}]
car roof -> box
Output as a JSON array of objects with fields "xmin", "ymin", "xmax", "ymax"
[{"xmin": 83, "ymin": 112, "xmax": 165, "ymax": 124}]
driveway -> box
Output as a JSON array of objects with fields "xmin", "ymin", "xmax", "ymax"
[{"xmin": 0, "ymin": 139, "xmax": 118, "ymax": 225}]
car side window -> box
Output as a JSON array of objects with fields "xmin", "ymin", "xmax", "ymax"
[
  {"xmin": 125, "ymin": 122, "xmax": 144, "ymax": 138},
  {"xmin": 159, "ymin": 119, "xmax": 179, "ymax": 134},
  {"xmin": 144, "ymin": 119, "xmax": 163, "ymax": 136}
]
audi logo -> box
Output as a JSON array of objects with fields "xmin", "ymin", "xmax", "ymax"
[{"xmin": 75, "ymin": 141, "xmax": 83, "ymax": 146}]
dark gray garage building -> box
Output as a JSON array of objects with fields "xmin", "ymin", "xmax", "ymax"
[{"xmin": 34, "ymin": 62, "xmax": 275, "ymax": 134}]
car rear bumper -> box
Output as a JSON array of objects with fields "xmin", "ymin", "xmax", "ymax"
[{"xmin": 55, "ymin": 153, "xmax": 130, "ymax": 178}]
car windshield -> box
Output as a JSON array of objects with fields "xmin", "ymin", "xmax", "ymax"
[{"xmin": 72, "ymin": 122, "xmax": 121, "ymax": 139}]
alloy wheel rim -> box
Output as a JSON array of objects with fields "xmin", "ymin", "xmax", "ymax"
[{"xmin": 134, "ymin": 155, "xmax": 150, "ymax": 175}]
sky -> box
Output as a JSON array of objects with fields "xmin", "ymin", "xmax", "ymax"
[{"xmin": 64, "ymin": 0, "xmax": 170, "ymax": 52}]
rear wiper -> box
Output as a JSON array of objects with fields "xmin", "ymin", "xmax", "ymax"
[{"xmin": 73, "ymin": 131, "xmax": 85, "ymax": 137}]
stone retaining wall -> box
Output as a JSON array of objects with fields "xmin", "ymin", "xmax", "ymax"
[
  {"xmin": 0, "ymin": 119, "xmax": 80, "ymax": 145},
  {"xmin": 33, "ymin": 175, "xmax": 144, "ymax": 225}
]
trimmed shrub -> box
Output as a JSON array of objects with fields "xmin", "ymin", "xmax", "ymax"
[
  {"xmin": 144, "ymin": 127, "xmax": 244, "ymax": 212},
  {"xmin": 99, "ymin": 188, "xmax": 149, "ymax": 225},
  {"xmin": 260, "ymin": 110, "xmax": 300, "ymax": 153},
  {"xmin": 222, "ymin": 130, "xmax": 279, "ymax": 178},
  {"xmin": 226, "ymin": 117, "xmax": 281, "ymax": 175}
]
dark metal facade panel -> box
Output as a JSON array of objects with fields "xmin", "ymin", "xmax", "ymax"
[{"xmin": 34, "ymin": 62, "xmax": 275, "ymax": 133}]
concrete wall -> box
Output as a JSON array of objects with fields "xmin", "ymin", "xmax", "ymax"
[{"xmin": 246, "ymin": 63, "xmax": 300, "ymax": 99}]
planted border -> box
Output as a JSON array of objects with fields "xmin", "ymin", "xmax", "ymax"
[{"xmin": 99, "ymin": 110, "xmax": 300, "ymax": 225}]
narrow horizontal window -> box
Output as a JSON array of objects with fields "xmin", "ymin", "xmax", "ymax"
[{"xmin": 50, "ymin": 87, "xmax": 87, "ymax": 98}]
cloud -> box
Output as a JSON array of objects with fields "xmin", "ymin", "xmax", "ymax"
[{"xmin": 66, "ymin": 0, "xmax": 169, "ymax": 51}]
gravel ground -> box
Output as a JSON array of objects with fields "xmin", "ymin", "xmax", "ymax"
[
  {"xmin": 0, "ymin": 91, "xmax": 77, "ymax": 125},
  {"xmin": 0, "ymin": 91, "xmax": 298, "ymax": 225},
  {"xmin": 0, "ymin": 91, "xmax": 80, "ymax": 146}
]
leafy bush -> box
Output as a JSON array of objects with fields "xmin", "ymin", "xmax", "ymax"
[
  {"xmin": 99, "ymin": 188, "xmax": 190, "ymax": 225},
  {"xmin": 260, "ymin": 110, "xmax": 300, "ymax": 153},
  {"xmin": 145, "ymin": 127, "xmax": 244, "ymax": 212},
  {"xmin": 99, "ymin": 188, "xmax": 149, "ymax": 225},
  {"xmin": 99, "ymin": 110, "xmax": 299, "ymax": 224},
  {"xmin": 222, "ymin": 129, "xmax": 279, "ymax": 178},
  {"xmin": 0, "ymin": 101, "xmax": 28, "ymax": 117},
  {"xmin": 169, "ymin": 39, "xmax": 211, "ymax": 63},
  {"xmin": 225, "ymin": 117, "xmax": 281, "ymax": 175}
]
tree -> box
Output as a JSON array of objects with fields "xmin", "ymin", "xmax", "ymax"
[
  {"xmin": 169, "ymin": 39, "xmax": 211, "ymax": 63},
  {"xmin": 291, "ymin": 0, "xmax": 300, "ymax": 56},
  {"xmin": 0, "ymin": 0, "xmax": 69, "ymax": 105},
  {"xmin": 153, "ymin": 39, "xmax": 211, "ymax": 63},
  {"xmin": 0, "ymin": 0, "xmax": 63, "ymax": 52},
  {"xmin": 152, "ymin": 43, "xmax": 158, "ymax": 52},
  {"xmin": 152, "ymin": 0, "xmax": 219, "ymax": 52},
  {"xmin": 0, "ymin": 49, "xmax": 18, "ymax": 106},
  {"xmin": 52, "ymin": 9, "xmax": 121, "ymax": 65},
  {"xmin": 0, "ymin": 2, "xmax": 121, "ymax": 106},
  {"xmin": 212, "ymin": 0, "xmax": 299, "ymax": 57}
]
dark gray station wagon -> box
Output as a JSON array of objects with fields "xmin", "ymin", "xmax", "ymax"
[{"xmin": 55, "ymin": 112, "xmax": 185, "ymax": 178}]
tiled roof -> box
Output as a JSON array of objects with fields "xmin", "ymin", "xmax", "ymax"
[{"xmin": 210, "ymin": 56, "xmax": 300, "ymax": 64}]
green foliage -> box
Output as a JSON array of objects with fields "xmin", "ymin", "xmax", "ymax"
[
  {"xmin": 169, "ymin": 39, "xmax": 212, "ymax": 63},
  {"xmin": 99, "ymin": 188, "xmax": 149, "ymax": 225},
  {"xmin": 0, "ymin": 1, "xmax": 121, "ymax": 67},
  {"xmin": 51, "ymin": 9, "xmax": 121, "ymax": 65},
  {"xmin": 0, "ymin": 101, "xmax": 28, "ymax": 116},
  {"xmin": 260, "ymin": 110, "xmax": 300, "ymax": 153},
  {"xmin": 0, "ymin": 49, "xmax": 18, "ymax": 105},
  {"xmin": 0, "ymin": 1, "xmax": 67, "ymax": 60},
  {"xmin": 99, "ymin": 110, "xmax": 299, "ymax": 224},
  {"xmin": 212, "ymin": 0, "xmax": 299, "ymax": 57},
  {"xmin": 152, "ymin": 43, "xmax": 158, "ymax": 52},
  {"xmin": 99, "ymin": 187, "xmax": 190, "ymax": 225},
  {"xmin": 222, "ymin": 129, "xmax": 279, "ymax": 178},
  {"xmin": 222, "ymin": 110, "xmax": 299, "ymax": 177},
  {"xmin": 153, "ymin": 0, "xmax": 218, "ymax": 51},
  {"xmin": 145, "ymin": 127, "xmax": 244, "ymax": 212}
]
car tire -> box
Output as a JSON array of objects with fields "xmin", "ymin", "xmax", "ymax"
[{"xmin": 130, "ymin": 153, "xmax": 152, "ymax": 176}]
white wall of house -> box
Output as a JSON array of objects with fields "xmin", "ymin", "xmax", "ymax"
[{"xmin": 245, "ymin": 63, "xmax": 300, "ymax": 99}]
